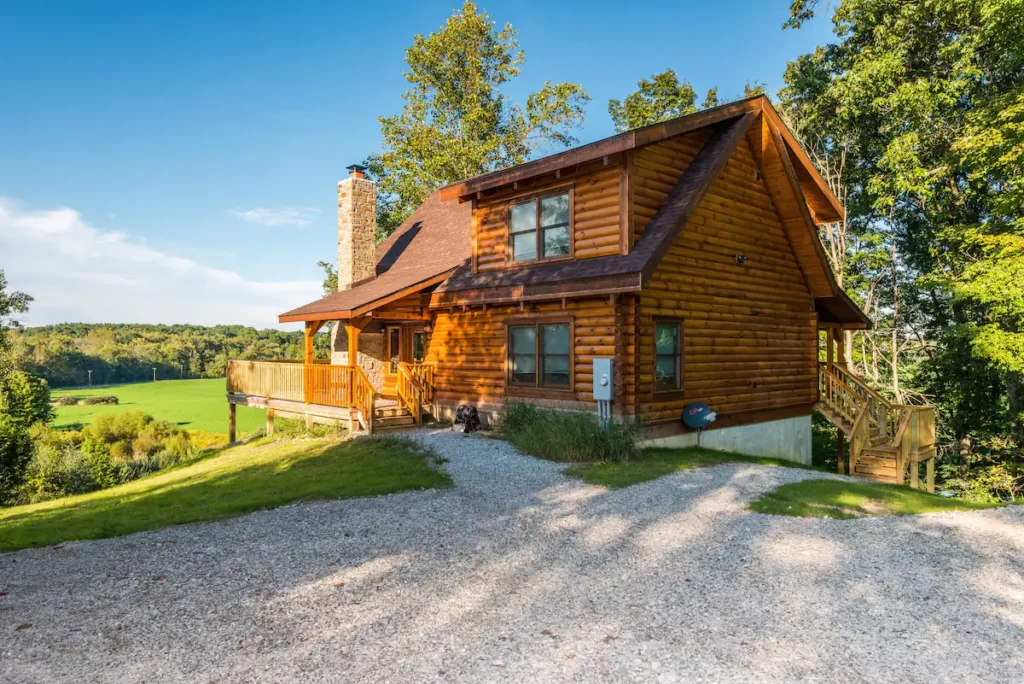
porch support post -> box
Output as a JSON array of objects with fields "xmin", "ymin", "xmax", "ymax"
[
  {"xmin": 344, "ymin": 317, "xmax": 372, "ymax": 367},
  {"xmin": 835, "ymin": 326, "xmax": 846, "ymax": 369},
  {"xmin": 304, "ymin": 321, "xmax": 324, "ymax": 365},
  {"xmin": 825, "ymin": 326, "xmax": 834, "ymax": 371},
  {"xmin": 228, "ymin": 403, "xmax": 236, "ymax": 443},
  {"xmin": 926, "ymin": 458, "xmax": 935, "ymax": 493},
  {"xmin": 303, "ymin": 320, "xmax": 325, "ymax": 405},
  {"xmin": 836, "ymin": 430, "xmax": 845, "ymax": 475}
]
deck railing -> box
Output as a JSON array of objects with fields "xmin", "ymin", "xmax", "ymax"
[{"xmin": 227, "ymin": 359, "xmax": 435, "ymax": 433}]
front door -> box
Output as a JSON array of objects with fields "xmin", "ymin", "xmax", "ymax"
[{"xmin": 383, "ymin": 325, "xmax": 427, "ymax": 397}]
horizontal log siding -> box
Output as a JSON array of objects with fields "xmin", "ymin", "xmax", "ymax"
[
  {"xmin": 474, "ymin": 163, "xmax": 624, "ymax": 272},
  {"xmin": 424, "ymin": 297, "xmax": 616, "ymax": 406},
  {"xmin": 637, "ymin": 138, "xmax": 817, "ymax": 422},
  {"xmin": 631, "ymin": 128, "xmax": 710, "ymax": 241}
]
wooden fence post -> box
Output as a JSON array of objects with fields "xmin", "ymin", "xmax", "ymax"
[
  {"xmin": 266, "ymin": 408, "xmax": 276, "ymax": 437},
  {"xmin": 836, "ymin": 431, "xmax": 846, "ymax": 475},
  {"xmin": 228, "ymin": 403, "xmax": 236, "ymax": 443}
]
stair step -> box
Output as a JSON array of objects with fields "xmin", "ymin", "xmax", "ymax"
[
  {"xmin": 854, "ymin": 470, "xmax": 901, "ymax": 484},
  {"xmin": 855, "ymin": 463, "xmax": 899, "ymax": 477},
  {"xmin": 857, "ymin": 455, "xmax": 897, "ymax": 469}
]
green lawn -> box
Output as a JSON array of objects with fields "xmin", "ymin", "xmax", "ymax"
[
  {"xmin": 52, "ymin": 379, "xmax": 262, "ymax": 434},
  {"xmin": 0, "ymin": 435, "xmax": 451, "ymax": 552},
  {"xmin": 565, "ymin": 447, "xmax": 816, "ymax": 488},
  {"xmin": 748, "ymin": 479, "xmax": 1008, "ymax": 518}
]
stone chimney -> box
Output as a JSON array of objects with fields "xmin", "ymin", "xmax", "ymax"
[{"xmin": 337, "ymin": 164, "xmax": 377, "ymax": 290}]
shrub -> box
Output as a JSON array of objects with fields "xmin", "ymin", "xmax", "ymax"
[
  {"xmin": 82, "ymin": 395, "xmax": 119, "ymax": 406},
  {"xmin": 20, "ymin": 442, "xmax": 98, "ymax": 503},
  {"xmin": 81, "ymin": 433, "xmax": 118, "ymax": 489},
  {"xmin": 497, "ymin": 401, "xmax": 638, "ymax": 463},
  {"xmin": 91, "ymin": 411, "xmax": 152, "ymax": 445},
  {"xmin": 0, "ymin": 371, "xmax": 54, "ymax": 426},
  {"xmin": 274, "ymin": 416, "xmax": 344, "ymax": 439},
  {"xmin": 55, "ymin": 395, "xmax": 81, "ymax": 406},
  {"xmin": 0, "ymin": 415, "xmax": 35, "ymax": 504}
]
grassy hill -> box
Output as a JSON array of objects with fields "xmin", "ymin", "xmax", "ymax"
[
  {"xmin": 0, "ymin": 435, "xmax": 451, "ymax": 552},
  {"xmin": 52, "ymin": 378, "xmax": 264, "ymax": 435}
]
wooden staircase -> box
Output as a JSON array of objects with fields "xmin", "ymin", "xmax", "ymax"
[{"xmin": 817, "ymin": 363, "xmax": 937, "ymax": 491}]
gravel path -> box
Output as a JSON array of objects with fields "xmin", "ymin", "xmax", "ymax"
[{"xmin": 2, "ymin": 429, "xmax": 1023, "ymax": 683}]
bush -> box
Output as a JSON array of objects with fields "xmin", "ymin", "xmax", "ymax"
[
  {"xmin": 82, "ymin": 395, "xmax": 119, "ymax": 406},
  {"xmin": 91, "ymin": 411, "xmax": 152, "ymax": 445},
  {"xmin": 0, "ymin": 415, "xmax": 35, "ymax": 504},
  {"xmin": 497, "ymin": 401, "xmax": 638, "ymax": 463},
  {"xmin": 20, "ymin": 442, "xmax": 98, "ymax": 502},
  {"xmin": 0, "ymin": 371, "xmax": 54, "ymax": 426},
  {"xmin": 55, "ymin": 395, "xmax": 81, "ymax": 406},
  {"xmin": 274, "ymin": 416, "xmax": 343, "ymax": 439}
]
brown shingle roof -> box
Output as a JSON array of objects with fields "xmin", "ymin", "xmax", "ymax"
[{"xmin": 278, "ymin": 192, "xmax": 471, "ymax": 322}]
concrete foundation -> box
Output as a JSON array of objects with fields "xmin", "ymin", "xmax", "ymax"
[{"xmin": 642, "ymin": 414, "xmax": 812, "ymax": 465}]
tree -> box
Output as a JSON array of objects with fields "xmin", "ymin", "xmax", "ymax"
[
  {"xmin": 780, "ymin": 0, "xmax": 1024, "ymax": 488},
  {"xmin": 608, "ymin": 69, "xmax": 698, "ymax": 132},
  {"xmin": 608, "ymin": 70, "xmax": 769, "ymax": 133},
  {"xmin": 0, "ymin": 414, "xmax": 32, "ymax": 504},
  {"xmin": 0, "ymin": 371, "xmax": 53, "ymax": 427},
  {"xmin": 0, "ymin": 270, "xmax": 31, "ymax": 361},
  {"xmin": 367, "ymin": 2, "xmax": 590, "ymax": 235},
  {"xmin": 318, "ymin": 261, "xmax": 338, "ymax": 296}
]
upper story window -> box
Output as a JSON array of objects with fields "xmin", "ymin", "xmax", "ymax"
[{"xmin": 509, "ymin": 191, "xmax": 571, "ymax": 263}]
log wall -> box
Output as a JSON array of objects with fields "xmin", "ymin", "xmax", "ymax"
[
  {"xmin": 633, "ymin": 137, "xmax": 818, "ymax": 422},
  {"xmin": 423, "ymin": 297, "xmax": 617, "ymax": 408}
]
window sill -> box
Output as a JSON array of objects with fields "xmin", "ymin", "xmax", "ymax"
[
  {"xmin": 652, "ymin": 389, "xmax": 686, "ymax": 401},
  {"xmin": 505, "ymin": 385, "xmax": 577, "ymax": 398}
]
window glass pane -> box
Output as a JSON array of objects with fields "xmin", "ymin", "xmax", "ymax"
[
  {"xmin": 543, "ymin": 354, "xmax": 570, "ymax": 373},
  {"xmin": 543, "ymin": 225, "xmax": 570, "ymax": 257},
  {"xmin": 541, "ymin": 324, "xmax": 570, "ymax": 354},
  {"xmin": 510, "ymin": 202, "xmax": 537, "ymax": 234},
  {"xmin": 540, "ymin": 193, "xmax": 569, "ymax": 227},
  {"xmin": 512, "ymin": 231, "xmax": 537, "ymax": 262},
  {"xmin": 655, "ymin": 355, "xmax": 678, "ymax": 390},
  {"xmin": 412, "ymin": 333, "xmax": 425, "ymax": 362},
  {"xmin": 655, "ymin": 323, "xmax": 679, "ymax": 354},
  {"xmin": 510, "ymin": 326, "xmax": 536, "ymax": 353},
  {"xmin": 543, "ymin": 370, "xmax": 571, "ymax": 387},
  {"xmin": 512, "ymin": 354, "xmax": 537, "ymax": 383}
]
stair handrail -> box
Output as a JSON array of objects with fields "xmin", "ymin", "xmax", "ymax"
[
  {"xmin": 351, "ymin": 366, "xmax": 377, "ymax": 433},
  {"xmin": 405, "ymin": 362, "xmax": 435, "ymax": 404},
  {"xmin": 396, "ymin": 362, "xmax": 423, "ymax": 426}
]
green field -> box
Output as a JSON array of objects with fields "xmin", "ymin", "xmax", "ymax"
[{"xmin": 52, "ymin": 379, "xmax": 263, "ymax": 435}]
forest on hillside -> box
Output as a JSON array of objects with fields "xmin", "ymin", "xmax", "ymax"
[{"xmin": 9, "ymin": 324, "xmax": 331, "ymax": 388}]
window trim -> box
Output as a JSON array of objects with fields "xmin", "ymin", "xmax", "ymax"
[
  {"xmin": 652, "ymin": 318, "xmax": 684, "ymax": 397},
  {"xmin": 505, "ymin": 318, "xmax": 575, "ymax": 392},
  {"xmin": 506, "ymin": 188, "xmax": 574, "ymax": 266}
]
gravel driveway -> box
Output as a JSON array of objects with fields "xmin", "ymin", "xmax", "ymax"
[{"xmin": 2, "ymin": 429, "xmax": 1023, "ymax": 683}]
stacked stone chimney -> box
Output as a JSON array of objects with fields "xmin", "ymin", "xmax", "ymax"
[{"xmin": 337, "ymin": 164, "xmax": 377, "ymax": 290}]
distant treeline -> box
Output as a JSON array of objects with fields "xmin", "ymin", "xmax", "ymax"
[{"xmin": 10, "ymin": 323, "xmax": 331, "ymax": 388}]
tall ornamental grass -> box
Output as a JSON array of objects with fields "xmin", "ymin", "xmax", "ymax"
[{"xmin": 497, "ymin": 401, "xmax": 638, "ymax": 463}]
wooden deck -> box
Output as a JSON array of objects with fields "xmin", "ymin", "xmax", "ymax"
[{"xmin": 225, "ymin": 360, "xmax": 434, "ymax": 437}]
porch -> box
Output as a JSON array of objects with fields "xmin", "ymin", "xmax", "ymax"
[{"xmin": 225, "ymin": 357, "xmax": 435, "ymax": 438}]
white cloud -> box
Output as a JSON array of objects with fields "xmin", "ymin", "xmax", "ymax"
[
  {"xmin": 231, "ymin": 206, "xmax": 320, "ymax": 227},
  {"xmin": 0, "ymin": 198, "xmax": 322, "ymax": 328}
]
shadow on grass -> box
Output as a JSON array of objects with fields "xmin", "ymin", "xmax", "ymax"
[
  {"xmin": 749, "ymin": 478, "xmax": 1008, "ymax": 519},
  {"xmin": 0, "ymin": 436, "xmax": 452, "ymax": 552},
  {"xmin": 565, "ymin": 446, "xmax": 818, "ymax": 488}
]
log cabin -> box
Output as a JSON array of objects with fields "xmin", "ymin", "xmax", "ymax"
[{"xmin": 226, "ymin": 95, "xmax": 937, "ymax": 487}]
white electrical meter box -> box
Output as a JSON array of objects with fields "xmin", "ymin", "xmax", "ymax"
[{"xmin": 593, "ymin": 358, "xmax": 614, "ymax": 401}]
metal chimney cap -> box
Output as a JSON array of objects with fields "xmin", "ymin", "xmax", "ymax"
[{"xmin": 346, "ymin": 164, "xmax": 368, "ymax": 178}]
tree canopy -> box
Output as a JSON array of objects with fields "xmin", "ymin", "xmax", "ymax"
[
  {"xmin": 366, "ymin": 1, "xmax": 590, "ymax": 236},
  {"xmin": 779, "ymin": 0, "xmax": 1024, "ymax": 488},
  {"xmin": 608, "ymin": 69, "xmax": 767, "ymax": 132}
]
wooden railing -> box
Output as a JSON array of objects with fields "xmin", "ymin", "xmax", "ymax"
[
  {"xmin": 351, "ymin": 366, "xmax": 376, "ymax": 433},
  {"xmin": 227, "ymin": 360, "xmax": 378, "ymax": 432},
  {"xmin": 396, "ymin": 362, "xmax": 424, "ymax": 426},
  {"xmin": 818, "ymin": 362, "xmax": 937, "ymax": 490},
  {"xmin": 405, "ymin": 363, "xmax": 435, "ymax": 404}
]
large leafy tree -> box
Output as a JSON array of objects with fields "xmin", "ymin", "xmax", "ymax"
[
  {"xmin": 608, "ymin": 69, "xmax": 767, "ymax": 132},
  {"xmin": 367, "ymin": 2, "xmax": 590, "ymax": 235},
  {"xmin": 0, "ymin": 271, "xmax": 36, "ymax": 503},
  {"xmin": 781, "ymin": 0, "xmax": 1024, "ymax": 478}
]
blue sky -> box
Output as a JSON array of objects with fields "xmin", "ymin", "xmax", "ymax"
[{"xmin": 0, "ymin": 0, "xmax": 835, "ymax": 329}]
